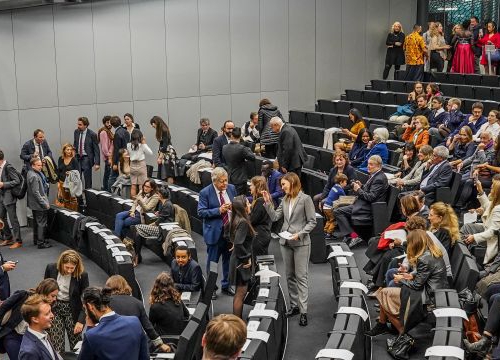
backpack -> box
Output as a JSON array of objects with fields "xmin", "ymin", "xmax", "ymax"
[{"xmin": 8, "ymin": 165, "xmax": 27, "ymax": 200}]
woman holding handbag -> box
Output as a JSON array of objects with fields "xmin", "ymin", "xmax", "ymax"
[
  {"xmin": 56, "ymin": 143, "xmax": 80, "ymax": 211},
  {"xmin": 228, "ymin": 195, "xmax": 255, "ymax": 319},
  {"xmin": 476, "ymin": 21, "xmax": 500, "ymax": 75},
  {"xmin": 150, "ymin": 116, "xmax": 176, "ymax": 184}
]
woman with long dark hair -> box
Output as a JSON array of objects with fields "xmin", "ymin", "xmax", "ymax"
[
  {"xmin": 0, "ymin": 279, "xmax": 59, "ymax": 360},
  {"xmin": 229, "ymin": 195, "xmax": 255, "ymax": 318},
  {"xmin": 148, "ymin": 272, "xmax": 190, "ymax": 336},
  {"xmin": 44, "ymin": 250, "xmax": 89, "ymax": 354},
  {"xmin": 334, "ymin": 108, "xmax": 367, "ymax": 152},
  {"xmin": 127, "ymin": 129, "xmax": 153, "ymax": 199},
  {"xmin": 150, "ymin": 116, "xmax": 176, "ymax": 184},
  {"xmin": 477, "ymin": 21, "xmax": 500, "ymax": 75},
  {"xmin": 249, "ymin": 176, "xmax": 272, "ymax": 261},
  {"xmin": 349, "ymin": 128, "xmax": 372, "ymax": 167},
  {"xmin": 123, "ymin": 113, "xmax": 140, "ymax": 134}
]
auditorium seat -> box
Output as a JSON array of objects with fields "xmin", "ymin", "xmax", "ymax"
[
  {"xmin": 465, "ymin": 74, "xmax": 482, "ymax": 86},
  {"xmin": 323, "ymin": 113, "xmax": 340, "ymax": 128},
  {"xmin": 289, "ymin": 110, "xmax": 307, "ymax": 126},
  {"xmin": 482, "ymin": 74, "xmax": 500, "ymax": 87},
  {"xmin": 475, "ymin": 86, "xmax": 492, "ymax": 100},
  {"xmin": 346, "ymin": 89, "xmax": 363, "ymax": 102}
]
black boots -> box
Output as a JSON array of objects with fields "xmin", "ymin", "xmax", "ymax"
[{"xmin": 365, "ymin": 321, "xmax": 389, "ymax": 337}]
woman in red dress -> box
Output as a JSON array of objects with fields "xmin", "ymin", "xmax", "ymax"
[
  {"xmin": 476, "ymin": 21, "xmax": 500, "ymax": 75},
  {"xmin": 451, "ymin": 25, "xmax": 475, "ymax": 74}
]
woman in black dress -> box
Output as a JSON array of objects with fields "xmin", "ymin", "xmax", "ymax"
[
  {"xmin": 150, "ymin": 116, "xmax": 176, "ymax": 184},
  {"xmin": 56, "ymin": 143, "xmax": 79, "ymax": 210},
  {"xmin": 229, "ymin": 195, "xmax": 255, "ymax": 318},
  {"xmin": 249, "ymin": 176, "xmax": 272, "ymax": 261},
  {"xmin": 383, "ymin": 22, "xmax": 405, "ymax": 79},
  {"xmin": 148, "ymin": 272, "xmax": 190, "ymax": 336}
]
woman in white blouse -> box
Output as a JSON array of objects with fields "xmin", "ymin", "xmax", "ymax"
[{"xmin": 127, "ymin": 129, "xmax": 153, "ymax": 199}]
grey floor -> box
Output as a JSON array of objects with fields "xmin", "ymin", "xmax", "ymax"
[{"xmin": 6, "ymin": 227, "xmax": 432, "ymax": 359}]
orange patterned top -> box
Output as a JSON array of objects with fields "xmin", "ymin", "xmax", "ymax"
[{"xmin": 403, "ymin": 31, "xmax": 426, "ymax": 65}]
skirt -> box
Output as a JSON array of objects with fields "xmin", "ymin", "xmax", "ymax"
[
  {"xmin": 376, "ymin": 287, "xmax": 401, "ymax": 317},
  {"xmin": 451, "ymin": 43, "xmax": 475, "ymax": 74},
  {"xmin": 135, "ymin": 224, "xmax": 161, "ymax": 238},
  {"xmin": 229, "ymin": 253, "xmax": 252, "ymax": 286},
  {"xmin": 130, "ymin": 160, "xmax": 148, "ymax": 186}
]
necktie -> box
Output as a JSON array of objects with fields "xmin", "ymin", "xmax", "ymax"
[
  {"xmin": 79, "ymin": 132, "xmax": 84, "ymax": 157},
  {"xmin": 38, "ymin": 144, "xmax": 43, "ymax": 159},
  {"xmin": 219, "ymin": 191, "xmax": 229, "ymax": 226}
]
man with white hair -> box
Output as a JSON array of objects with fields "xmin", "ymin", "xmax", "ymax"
[
  {"xmin": 270, "ymin": 117, "xmax": 308, "ymax": 177},
  {"xmin": 198, "ymin": 167, "xmax": 237, "ymax": 298},
  {"xmin": 334, "ymin": 155, "xmax": 388, "ymax": 248},
  {"xmin": 419, "ymin": 145, "xmax": 453, "ymax": 205}
]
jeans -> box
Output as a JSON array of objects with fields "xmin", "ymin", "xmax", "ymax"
[
  {"xmin": 102, "ymin": 160, "xmax": 111, "ymax": 192},
  {"xmin": 114, "ymin": 211, "xmax": 141, "ymax": 239},
  {"xmin": 108, "ymin": 169, "xmax": 119, "ymax": 192}
]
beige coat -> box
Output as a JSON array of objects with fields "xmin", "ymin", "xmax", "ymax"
[{"xmin": 475, "ymin": 193, "xmax": 500, "ymax": 263}]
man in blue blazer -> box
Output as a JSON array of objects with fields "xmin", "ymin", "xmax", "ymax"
[
  {"xmin": 20, "ymin": 129, "xmax": 54, "ymax": 168},
  {"xmin": 198, "ymin": 167, "xmax": 237, "ymax": 297},
  {"xmin": 19, "ymin": 294, "xmax": 61, "ymax": 360},
  {"xmin": 78, "ymin": 287, "xmax": 149, "ymax": 360},
  {"xmin": 73, "ymin": 117, "xmax": 100, "ymax": 189},
  {"xmin": 212, "ymin": 120, "xmax": 234, "ymax": 167}
]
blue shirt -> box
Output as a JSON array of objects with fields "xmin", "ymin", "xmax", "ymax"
[{"xmin": 323, "ymin": 184, "xmax": 346, "ymax": 207}]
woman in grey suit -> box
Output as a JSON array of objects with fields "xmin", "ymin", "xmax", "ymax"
[{"xmin": 262, "ymin": 172, "xmax": 316, "ymax": 326}]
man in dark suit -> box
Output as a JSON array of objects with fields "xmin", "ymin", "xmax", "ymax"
[
  {"xmin": 0, "ymin": 150, "xmax": 22, "ymax": 248},
  {"xmin": 19, "ymin": 294, "xmax": 61, "ymax": 360},
  {"xmin": 20, "ymin": 129, "xmax": 54, "ymax": 168},
  {"xmin": 108, "ymin": 116, "xmax": 130, "ymax": 188},
  {"xmin": 182, "ymin": 118, "xmax": 218, "ymax": 160},
  {"xmin": 27, "ymin": 157, "xmax": 51, "ymax": 249},
  {"xmin": 334, "ymin": 155, "xmax": 389, "ymax": 248},
  {"xmin": 78, "ymin": 287, "xmax": 149, "ymax": 360},
  {"xmin": 198, "ymin": 167, "xmax": 237, "ymax": 297},
  {"xmin": 270, "ymin": 117, "xmax": 308, "ymax": 177},
  {"xmin": 0, "ymin": 242, "xmax": 16, "ymax": 300},
  {"xmin": 73, "ymin": 117, "xmax": 100, "ymax": 189},
  {"xmin": 420, "ymin": 145, "xmax": 453, "ymax": 205},
  {"xmin": 212, "ymin": 120, "xmax": 234, "ymax": 168},
  {"xmin": 222, "ymin": 127, "xmax": 255, "ymax": 195}
]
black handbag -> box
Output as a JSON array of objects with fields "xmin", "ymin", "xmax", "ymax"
[{"xmin": 387, "ymin": 333, "xmax": 414, "ymax": 360}]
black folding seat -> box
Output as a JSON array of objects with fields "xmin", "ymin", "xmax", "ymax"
[
  {"xmin": 363, "ymin": 91, "xmax": 379, "ymax": 104},
  {"xmin": 433, "ymin": 72, "xmax": 447, "ymax": 83},
  {"xmin": 289, "ymin": 110, "xmax": 306, "ymax": 125},
  {"xmin": 307, "ymin": 112, "xmax": 323, "ymax": 128},
  {"xmin": 456, "ymin": 85, "xmax": 474, "ymax": 99},
  {"xmin": 439, "ymin": 83, "xmax": 456, "ymax": 97},
  {"xmin": 482, "ymin": 75, "xmax": 500, "ymax": 87},
  {"xmin": 346, "ymin": 89, "xmax": 363, "ymax": 102},
  {"xmin": 308, "ymin": 128, "xmax": 324, "ymax": 148},
  {"xmin": 323, "ymin": 113, "xmax": 339, "ymax": 128},
  {"xmin": 371, "ymin": 79, "xmax": 388, "ymax": 91},
  {"xmin": 475, "ymin": 86, "xmax": 492, "ymax": 101},
  {"xmin": 389, "ymin": 81, "xmax": 407, "ymax": 93},
  {"xmin": 317, "ymin": 99, "xmax": 336, "ymax": 113},
  {"xmin": 447, "ymin": 73, "xmax": 466, "ymax": 84},
  {"xmin": 351, "ymin": 102, "xmax": 368, "ymax": 117},
  {"xmin": 483, "ymin": 100, "xmax": 498, "ymax": 114},
  {"xmin": 303, "ymin": 145, "xmax": 320, "ymax": 165},
  {"xmin": 339, "ymin": 115, "xmax": 352, "ymax": 129},
  {"xmin": 369, "ymin": 104, "xmax": 385, "ymax": 119},
  {"xmin": 384, "ymin": 105, "xmax": 398, "ymax": 118},
  {"xmin": 393, "ymin": 92, "xmax": 407, "ymax": 105},
  {"xmin": 493, "ymin": 88, "xmax": 500, "ymax": 101},
  {"xmin": 336, "ymin": 101, "xmax": 351, "ymax": 114},
  {"xmin": 291, "ymin": 124, "xmax": 308, "ymax": 144},
  {"xmin": 465, "ymin": 74, "xmax": 482, "ymax": 85}
]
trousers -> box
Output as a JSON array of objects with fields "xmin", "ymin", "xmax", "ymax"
[
  {"xmin": 206, "ymin": 235, "xmax": 231, "ymax": 289},
  {"xmin": 0, "ymin": 202, "xmax": 21, "ymax": 242},
  {"xmin": 281, "ymin": 243, "xmax": 311, "ymax": 314}
]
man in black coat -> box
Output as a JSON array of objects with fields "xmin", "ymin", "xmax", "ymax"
[
  {"xmin": 270, "ymin": 117, "xmax": 307, "ymax": 177},
  {"xmin": 182, "ymin": 118, "xmax": 218, "ymax": 160},
  {"xmin": 73, "ymin": 117, "xmax": 100, "ymax": 189},
  {"xmin": 222, "ymin": 127, "xmax": 256, "ymax": 195},
  {"xmin": 0, "ymin": 150, "xmax": 22, "ymax": 248},
  {"xmin": 334, "ymin": 155, "xmax": 389, "ymax": 248},
  {"xmin": 108, "ymin": 116, "xmax": 130, "ymax": 188},
  {"xmin": 20, "ymin": 129, "xmax": 54, "ymax": 168},
  {"xmin": 419, "ymin": 145, "xmax": 453, "ymax": 205},
  {"xmin": 212, "ymin": 120, "xmax": 234, "ymax": 168}
]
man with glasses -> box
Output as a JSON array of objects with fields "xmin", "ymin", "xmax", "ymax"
[
  {"xmin": 445, "ymin": 102, "xmax": 487, "ymax": 147},
  {"xmin": 197, "ymin": 167, "xmax": 237, "ymax": 298},
  {"xmin": 212, "ymin": 121, "xmax": 234, "ymax": 168},
  {"xmin": 419, "ymin": 146, "xmax": 453, "ymax": 205}
]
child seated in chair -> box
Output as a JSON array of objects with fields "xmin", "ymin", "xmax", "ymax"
[
  {"xmin": 320, "ymin": 174, "xmax": 348, "ymax": 239},
  {"xmin": 171, "ymin": 245, "xmax": 203, "ymax": 292}
]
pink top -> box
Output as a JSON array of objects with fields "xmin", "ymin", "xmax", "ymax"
[{"xmin": 99, "ymin": 130, "xmax": 113, "ymax": 163}]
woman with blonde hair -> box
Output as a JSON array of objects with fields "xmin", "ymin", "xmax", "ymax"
[
  {"xmin": 56, "ymin": 143, "xmax": 80, "ymax": 211},
  {"xmin": 44, "ymin": 250, "xmax": 89, "ymax": 353},
  {"xmin": 249, "ymin": 176, "xmax": 272, "ymax": 260},
  {"xmin": 428, "ymin": 202, "xmax": 460, "ymax": 255},
  {"xmin": 383, "ymin": 21, "xmax": 405, "ymax": 79},
  {"xmin": 428, "ymin": 22, "xmax": 451, "ymax": 72},
  {"xmin": 401, "ymin": 115, "xmax": 430, "ymax": 150},
  {"xmin": 463, "ymin": 175, "xmax": 500, "ymax": 264},
  {"xmin": 106, "ymin": 275, "xmax": 171, "ymax": 353},
  {"xmin": 367, "ymin": 228, "xmax": 447, "ymax": 358},
  {"xmin": 149, "ymin": 272, "xmax": 190, "ymax": 336}
]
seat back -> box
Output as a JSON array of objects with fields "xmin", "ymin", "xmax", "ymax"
[
  {"xmin": 174, "ymin": 320, "xmax": 200, "ymax": 360},
  {"xmin": 303, "ymin": 155, "xmax": 316, "ymax": 170},
  {"xmin": 201, "ymin": 261, "xmax": 218, "ymax": 306}
]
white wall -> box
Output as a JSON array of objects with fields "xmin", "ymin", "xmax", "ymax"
[{"xmin": 0, "ymin": 0, "xmax": 414, "ymax": 223}]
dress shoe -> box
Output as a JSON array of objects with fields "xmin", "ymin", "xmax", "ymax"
[
  {"xmin": 299, "ymin": 313, "xmax": 308, "ymax": 326},
  {"xmin": 9, "ymin": 242, "xmax": 22, "ymax": 249},
  {"xmin": 221, "ymin": 287, "xmax": 235, "ymax": 296},
  {"xmin": 464, "ymin": 336, "xmax": 492, "ymax": 357},
  {"xmin": 0, "ymin": 239, "xmax": 14, "ymax": 246},
  {"xmin": 365, "ymin": 321, "xmax": 389, "ymax": 337},
  {"xmin": 38, "ymin": 243, "xmax": 52, "ymax": 249},
  {"xmin": 347, "ymin": 237, "xmax": 364, "ymax": 249},
  {"xmin": 285, "ymin": 306, "xmax": 300, "ymax": 317}
]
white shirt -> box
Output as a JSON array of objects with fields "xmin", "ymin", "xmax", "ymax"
[
  {"xmin": 288, "ymin": 197, "xmax": 297, "ymax": 218},
  {"xmin": 420, "ymin": 161, "xmax": 444, "ymax": 189},
  {"xmin": 213, "ymin": 185, "xmax": 231, "ymax": 220},
  {"xmin": 27, "ymin": 327, "xmax": 57, "ymax": 360},
  {"xmin": 0, "ymin": 161, "xmax": 4, "ymax": 179},
  {"xmin": 127, "ymin": 143, "xmax": 153, "ymax": 161},
  {"xmin": 77, "ymin": 129, "xmax": 88, "ymax": 156},
  {"xmin": 56, "ymin": 273, "xmax": 71, "ymax": 301},
  {"xmin": 33, "ymin": 139, "xmax": 44, "ymax": 158},
  {"xmin": 473, "ymin": 122, "xmax": 500, "ymax": 142}
]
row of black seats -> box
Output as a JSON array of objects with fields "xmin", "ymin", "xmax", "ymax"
[
  {"xmin": 371, "ymin": 79, "xmax": 500, "ymax": 103},
  {"xmin": 394, "ymin": 69, "xmax": 500, "ymax": 87},
  {"xmin": 346, "ymin": 89, "xmax": 500, "ymax": 114},
  {"xmin": 317, "ymin": 242, "xmax": 370, "ymax": 360},
  {"xmin": 47, "ymin": 206, "xmax": 140, "ymax": 300},
  {"xmin": 317, "ymin": 99, "xmax": 398, "ymax": 121}
]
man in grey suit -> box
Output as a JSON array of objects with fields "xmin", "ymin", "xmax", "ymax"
[
  {"xmin": 419, "ymin": 145, "xmax": 453, "ymax": 205},
  {"xmin": 27, "ymin": 157, "xmax": 51, "ymax": 249},
  {"xmin": 0, "ymin": 150, "xmax": 22, "ymax": 249}
]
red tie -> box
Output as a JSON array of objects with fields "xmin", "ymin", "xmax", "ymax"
[{"xmin": 219, "ymin": 191, "xmax": 229, "ymax": 226}]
